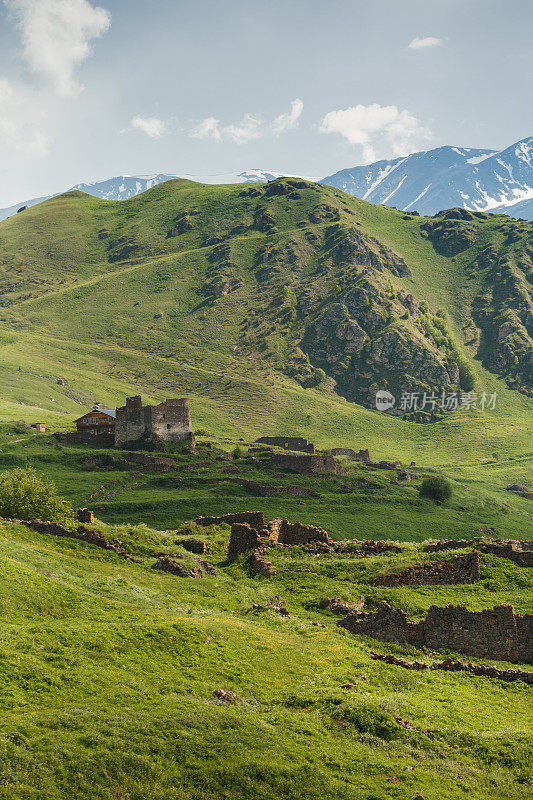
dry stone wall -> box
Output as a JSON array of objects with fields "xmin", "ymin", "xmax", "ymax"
[
  {"xmin": 424, "ymin": 539, "xmax": 533, "ymax": 567},
  {"xmin": 7, "ymin": 519, "xmax": 139, "ymax": 561},
  {"xmin": 195, "ymin": 511, "xmax": 265, "ymax": 529},
  {"xmin": 265, "ymin": 453, "xmax": 340, "ymax": 475},
  {"xmin": 256, "ymin": 436, "xmax": 315, "ymax": 453},
  {"xmin": 338, "ymin": 602, "xmax": 533, "ymax": 663},
  {"xmin": 373, "ymin": 551, "xmax": 480, "ymax": 586},
  {"xmin": 369, "ymin": 651, "xmax": 533, "ymax": 685}
]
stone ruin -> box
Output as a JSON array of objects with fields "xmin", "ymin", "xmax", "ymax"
[
  {"xmin": 319, "ymin": 597, "xmax": 365, "ymax": 615},
  {"xmin": 424, "ymin": 538, "xmax": 533, "ymax": 568},
  {"xmin": 195, "ymin": 511, "xmax": 265, "ymax": 529},
  {"xmin": 331, "ymin": 448, "xmax": 370, "ymax": 462},
  {"xmin": 256, "ymin": 436, "xmax": 315, "ymax": 454},
  {"xmin": 373, "ymin": 551, "xmax": 480, "ymax": 586},
  {"xmin": 114, "ymin": 395, "xmax": 194, "ymax": 448},
  {"xmin": 10, "ymin": 518, "xmax": 139, "ymax": 562},
  {"xmin": 152, "ymin": 556, "xmax": 207, "ymax": 578},
  {"xmin": 338, "ymin": 602, "xmax": 533, "ymax": 664},
  {"xmin": 265, "ymin": 452, "xmax": 341, "ymax": 475},
  {"xmin": 369, "ymin": 651, "xmax": 533, "ymax": 685}
]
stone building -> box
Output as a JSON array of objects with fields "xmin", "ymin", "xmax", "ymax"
[{"xmin": 114, "ymin": 395, "xmax": 192, "ymax": 447}]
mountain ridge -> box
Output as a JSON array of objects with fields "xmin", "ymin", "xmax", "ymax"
[{"xmin": 2, "ymin": 136, "xmax": 533, "ymax": 223}]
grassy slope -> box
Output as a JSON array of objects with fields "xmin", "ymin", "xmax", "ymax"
[
  {"xmin": 0, "ymin": 517, "xmax": 531, "ymax": 800},
  {"xmin": 0, "ymin": 182, "xmax": 530, "ymax": 469}
]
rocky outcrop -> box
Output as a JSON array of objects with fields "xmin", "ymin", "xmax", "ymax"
[
  {"xmin": 421, "ymin": 213, "xmax": 478, "ymax": 255},
  {"xmin": 168, "ymin": 212, "xmax": 193, "ymax": 236},
  {"xmin": 338, "ymin": 602, "xmax": 533, "ymax": 664},
  {"xmin": 326, "ymin": 223, "xmax": 411, "ymax": 278},
  {"xmin": 373, "ymin": 551, "xmax": 480, "ymax": 586},
  {"xmin": 369, "ymin": 651, "xmax": 533, "ymax": 685},
  {"xmin": 302, "ymin": 280, "xmax": 460, "ymax": 410}
]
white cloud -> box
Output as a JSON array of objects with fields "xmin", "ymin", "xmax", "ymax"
[
  {"xmin": 190, "ymin": 116, "xmax": 221, "ymax": 142},
  {"xmin": 318, "ymin": 102, "xmax": 431, "ymax": 162},
  {"xmin": 130, "ymin": 115, "xmax": 165, "ymax": 138},
  {"xmin": 4, "ymin": 0, "xmax": 111, "ymax": 97},
  {"xmin": 190, "ymin": 112, "xmax": 262, "ymax": 145},
  {"xmin": 271, "ymin": 98, "xmax": 303, "ymax": 134},
  {"xmin": 223, "ymin": 113, "xmax": 262, "ymax": 145},
  {"xmin": 0, "ymin": 77, "xmax": 49, "ymax": 156},
  {"xmin": 190, "ymin": 101, "xmax": 303, "ymax": 145},
  {"xmin": 408, "ymin": 36, "xmax": 443, "ymax": 50}
]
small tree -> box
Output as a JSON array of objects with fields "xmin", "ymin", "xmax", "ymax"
[
  {"xmin": 419, "ymin": 475, "xmax": 453, "ymax": 505},
  {"xmin": 232, "ymin": 446, "xmax": 245, "ymax": 460},
  {"xmin": 0, "ymin": 467, "xmax": 74, "ymax": 524}
]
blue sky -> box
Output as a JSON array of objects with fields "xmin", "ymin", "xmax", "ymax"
[{"xmin": 0, "ymin": 0, "xmax": 531, "ymax": 205}]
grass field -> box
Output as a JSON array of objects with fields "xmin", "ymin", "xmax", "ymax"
[{"xmin": 0, "ymin": 515, "xmax": 531, "ymax": 800}]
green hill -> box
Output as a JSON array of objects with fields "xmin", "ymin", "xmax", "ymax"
[{"xmin": 0, "ymin": 178, "xmax": 531, "ymax": 466}]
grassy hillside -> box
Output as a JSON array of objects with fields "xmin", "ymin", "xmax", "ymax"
[
  {"xmin": 0, "ymin": 515, "xmax": 531, "ymax": 800},
  {"xmin": 0, "ymin": 179, "xmax": 530, "ymax": 468}
]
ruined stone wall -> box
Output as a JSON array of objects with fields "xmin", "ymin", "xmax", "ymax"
[
  {"xmin": 227, "ymin": 523, "xmax": 263, "ymax": 560},
  {"xmin": 195, "ymin": 511, "xmax": 265, "ymax": 529},
  {"xmin": 330, "ymin": 448, "xmax": 370, "ymax": 461},
  {"xmin": 8, "ymin": 519, "xmax": 138, "ymax": 561},
  {"xmin": 147, "ymin": 398, "xmax": 192, "ymax": 443},
  {"xmin": 274, "ymin": 519, "xmax": 334, "ymax": 547},
  {"xmin": 256, "ymin": 436, "xmax": 315, "ymax": 453},
  {"xmin": 265, "ymin": 452, "xmax": 340, "ymax": 475},
  {"xmin": 114, "ymin": 396, "xmax": 146, "ymax": 446},
  {"xmin": 58, "ymin": 431, "xmax": 115, "ymax": 447},
  {"xmin": 338, "ymin": 602, "xmax": 533, "ymax": 663},
  {"xmin": 331, "ymin": 448, "xmax": 357, "ymax": 459},
  {"xmin": 115, "ymin": 396, "xmax": 192, "ymax": 446},
  {"xmin": 373, "ymin": 551, "xmax": 480, "ymax": 586},
  {"xmin": 250, "ymin": 548, "xmax": 277, "ymax": 577},
  {"xmin": 424, "ymin": 539, "xmax": 533, "ymax": 568},
  {"xmin": 369, "ymin": 651, "xmax": 533, "ymax": 685}
]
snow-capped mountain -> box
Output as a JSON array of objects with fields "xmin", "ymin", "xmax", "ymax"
[
  {"xmin": 0, "ymin": 170, "xmax": 310, "ymax": 222},
  {"xmin": 72, "ymin": 174, "xmax": 179, "ymax": 201},
  {"xmin": 322, "ymin": 137, "xmax": 533, "ymax": 217},
  {"xmin": 2, "ymin": 139, "xmax": 533, "ymax": 223}
]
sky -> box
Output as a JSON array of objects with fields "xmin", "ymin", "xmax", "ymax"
[{"xmin": 0, "ymin": 0, "xmax": 532, "ymax": 207}]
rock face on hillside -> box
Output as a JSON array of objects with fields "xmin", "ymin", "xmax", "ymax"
[
  {"xmin": 301, "ymin": 279, "xmax": 460, "ymax": 408},
  {"xmin": 471, "ymin": 230, "xmax": 533, "ymax": 395}
]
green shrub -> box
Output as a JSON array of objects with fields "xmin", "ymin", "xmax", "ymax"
[
  {"xmin": 313, "ymin": 367, "xmax": 326, "ymax": 386},
  {"xmin": 232, "ymin": 446, "xmax": 245, "ymax": 459},
  {"xmin": 331, "ymin": 702, "xmax": 401, "ymax": 741},
  {"xmin": 0, "ymin": 467, "xmax": 74, "ymax": 524},
  {"xmin": 457, "ymin": 358, "xmax": 476, "ymax": 391},
  {"xmin": 419, "ymin": 475, "xmax": 453, "ymax": 504}
]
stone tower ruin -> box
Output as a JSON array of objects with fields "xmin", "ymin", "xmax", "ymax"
[{"xmin": 114, "ymin": 395, "xmax": 192, "ymax": 447}]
